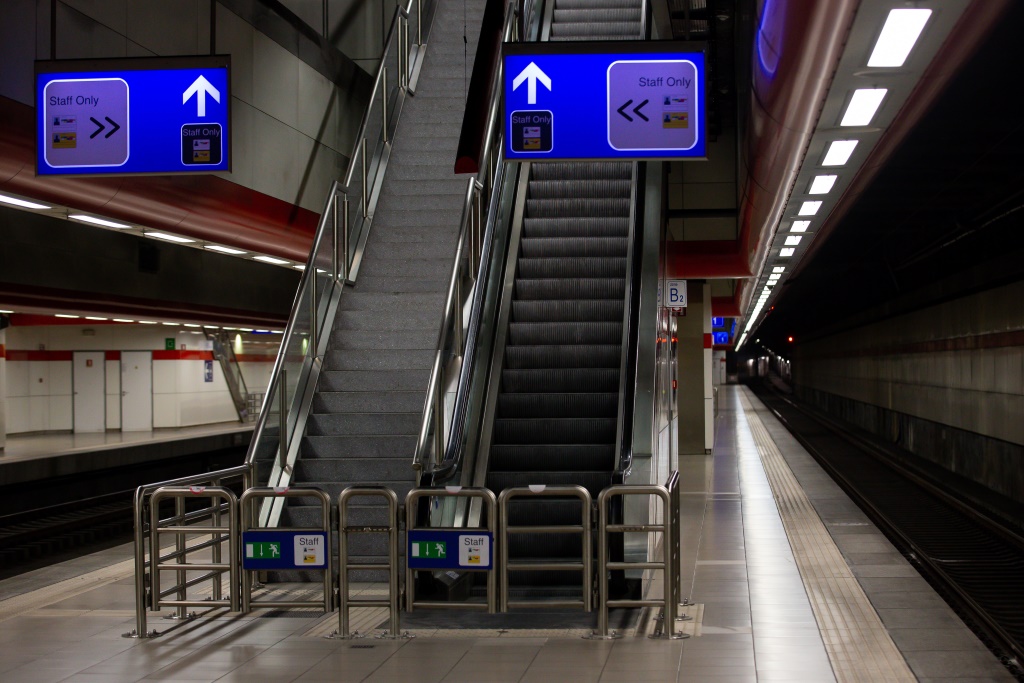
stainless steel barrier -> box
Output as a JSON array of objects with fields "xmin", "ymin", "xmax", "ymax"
[
  {"xmin": 148, "ymin": 486, "xmax": 240, "ymax": 620},
  {"xmin": 497, "ymin": 485, "xmax": 592, "ymax": 612},
  {"xmin": 588, "ymin": 471, "xmax": 685, "ymax": 640},
  {"xmin": 334, "ymin": 486, "xmax": 403, "ymax": 639},
  {"xmin": 124, "ymin": 466, "xmax": 250, "ymax": 639},
  {"xmin": 240, "ymin": 487, "xmax": 333, "ymax": 614},
  {"xmin": 405, "ymin": 487, "xmax": 498, "ymax": 613}
]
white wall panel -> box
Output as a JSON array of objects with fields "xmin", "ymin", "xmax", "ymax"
[
  {"xmin": 178, "ymin": 391, "xmax": 237, "ymax": 426},
  {"xmin": 152, "ymin": 393, "xmax": 179, "ymax": 428},
  {"xmin": 28, "ymin": 396, "xmax": 49, "ymax": 431},
  {"xmin": 51, "ymin": 361, "xmax": 72, "ymax": 395},
  {"xmin": 7, "ymin": 361, "xmax": 29, "ymax": 397},
  {"xmin": 49, "ymin": 394, "xmax": 72, "ymax": 430},
  {"xmin": 152, "ymin": 360, "xmax": 178, "ymax": 394},
  {"xmin": 28, "ymin": 361, "xmax": 49, "ymax": 396},
  {"xmin": 106, "ymin": 359, "xmax": 121, "ymax": 430},
  {"xmin": 8, "ymin": 397, "xmax": 30, "ymax": 434}
]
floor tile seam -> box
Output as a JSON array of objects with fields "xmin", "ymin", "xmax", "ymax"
[{"xmin": 740, "ymin": 389, "xmax": 917, "ymax": 683}]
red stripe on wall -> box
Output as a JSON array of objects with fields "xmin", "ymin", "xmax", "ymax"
[
  {"xmin": 4, "ymin": 350, "xmax": 74, "ymax": 361},
  {"xmin": 105, "ymin": 351, "xmax": 121, "ymax": 361},
  {"xmin": 703, "ymin": 333, "xmax": 713, "ymax": 349},
  {"xmin": 152, "ymin": 350, "xmax": 215, "ymax": 361},
  {"xmin": 0, "ymin": 344, "xmax": 5, "ymax": 358}
]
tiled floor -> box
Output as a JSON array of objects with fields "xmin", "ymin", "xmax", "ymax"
[{"xmin": 0, "ymin": 386, "xmax": 1011, "ymax": 682}]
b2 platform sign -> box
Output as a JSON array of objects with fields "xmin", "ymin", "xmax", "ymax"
[
  {"xmin": 35, "ymin": 55, "xmax": 230, "ymax": 175},
  {"xmin": 503, "ymin": 41, "xmax": 706, "ymax": 161},
  {"xmin": 407, "ymin": 530, "xmax": 493, "ymax": 570},
  {"xmin": 242, "ymin": 531, "xmax": 327, "ymax": 570}
]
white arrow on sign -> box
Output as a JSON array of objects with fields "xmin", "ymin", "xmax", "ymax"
[
  {"xmin": 512, "ymin": 62, "xmax": 551, "ymax": 105},
  {"xmin": 182, "ymin": 75, "xmax": 221, "ymax": 117}
]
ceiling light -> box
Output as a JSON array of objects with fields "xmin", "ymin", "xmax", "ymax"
[
  {"xmin": 271, "ymin": 330, "xmax": 283, "ymax": 334},
  {"xmin": 69, "ymin": 214, "xmax": 132, "ymax": 229},
  {"xmin": 253, "ymin": 255, "xmax": 290, "ymax": 266},
  {"xmin": 113, "ymin": 319, "xmax": 135, "ymax": 323},
  {"xmin": 841, "ymin": 88, "xmax": 887, "ymax": 126},
  {"xmin": 822, "ymin": 140, "xmax": 858, "ymax": 166},
  {"xmin": 138, "ymin": 320, "xmax": 158, "ymax": 324},
  {"xmin": 162, "ymin": 322, "xmax": 180, "ymax": 326},
  {"xmin": 768, "ymin": 275, "xmax": 780, "ymax": 281},
  {"xmin": 868, "ymin": 9, "xmax": 931, "ymax": 68},
  {"xmin": 773, "ymin": 266, "xmax": 785, "ymax": 273},
  {"xmin": 791, "ymin": 220, "xmax": 810, "ymax": 233},
  {"xmin": 0, "ymin": 194, "xmax": 51, "ymax": 210},
  {"xmin": 184, "ymin": 323, "xmax": 200, "ymax": 328},
  {"xmin": 784, "ymin": 236, "xmax": 802, "ymax": 246},
  {"xmin": 55, "ymin": 314, "xmax": 79, "ymax": 319},
  {"xmin": 85, "ymin": 316, "xmax": 108, "ymax": 321},
  {"xmin": 293, "ymin": 265, "xmax": 306, "ymax": 270},
  {"xmin": 239, "ymin": 328, "xmax": 253, "ymax": 332},
  {"xmin": 205, "ymin": 325, "xmax": 219, "ymax": 329},
  {"xmin": 808, "ymin": 175, "xmax": 837, "ymax": 194},
  {"xmin": 147, "ymin": 232, "xmax": 195, "ymax": 244},
  {"xmin": 0, "ymin": 309, "xmax": 12, "ymax": 314},
  {"xmin": 205, "ymin": 245, "xmax": 247, "ymax": 255},
  {"xmin": 780, "ymin": 248, "xmax": 795, "ymax": 257},
  {"xmin": 223, "ymin": 326, "xmax": 237, "ymax": 330},
  {"xmin": 798, "ymin": 201, "xmax": 821, "ymax": 216}
]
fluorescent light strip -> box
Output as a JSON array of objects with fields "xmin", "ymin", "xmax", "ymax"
[
  {"xmin": 809, "ymin": 175, "xmax": 837, "ymax": 194},
  {"xmin": 85, "ymin": 316, "xmax": 108, "ymax": 321},
  {"xmin": 138, "ymin": 320, "xmax": 158, "ymax": 325},
  {"xmin": 162, "ymin": 322, "xmax": 180, "ymax": 326},
  {"xmin": 69, "ymin": 214, "xmax": 132, "ymax": 229},
  {"xmin": 253, "ymin": 255, "xmax": 290, "ymax": 266},
  {"xmin": 798, "ymin": 201, "xmax": 821, "ymax": 216},
  {"xmin": 205, "ymin": 245, "xmax": 247, "ymax": 255},
  {"xmin": 841, "ymin": 88, "xmax": 887, "ymax": 126},
  {"xmin": 780, "ymin": 248, "xmax": 795, "ymax": 257},
  {"xmin": 785, "ymin": 236, "xmax": 802, "ymax": 246},
  {"xmin": 868, "ymin": 9, "xmax": 931, "ymax": 67},
  {"xmin": 184, "ymin": 323, "xmax": 201, "ymax": 328},
  {"xmin": 791, "ymin": 220, "xmax": 810, "ymax": 233},
  {"xmin": 822, "ymin": 140, "xmax": 858, "ymax": 166},
  {"xmin": 0, "ymin": 309, "xmax": 12, "ymax": 314},
  {"xmin": 55, "ymin": 314, "xmax": 79, "ymax": 319},
  {"xmin": 148, "ymin": 232, "xmax": 195, "ymax": 244},
  {"xmin": 0, "ymin": 194, "xmax": 51, "ymax": 210},
  {"xmin": 773, "ymin": 266, "xmax": 785, "ymax": 273},
  {"xmin": 293, "ymin": 265, "xmax": 306, "ymax": 271},
  {"xmin": 113, "ymin": 319, "xmax": 135, "ymax": 323}
]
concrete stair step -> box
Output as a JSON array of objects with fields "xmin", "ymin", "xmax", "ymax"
[
  {"xmin": 302, "ymin": 434, "xmax": 418, "ymax": 458},
  {"xmin": 313, "ymin": 391, "xmax": 425, "ymax": 414},
  {"xmin": 306, "ymin": 411, "xmax": 421, "ymax": 436}
]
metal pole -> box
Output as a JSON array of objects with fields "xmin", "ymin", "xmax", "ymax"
[
  {"xmin": 597, "ymin": 493, "xmax": 610, "ymax": 636},
  {"xmin": 342, "ymin": 196, "xmax": 350, "ymax": 280},
  {"xmin": 278, "ymin": 371, "xmax": 288, "ymax": 469},
  {"xmin": 361, "ymin": 137, "xmax": 368, "ymax": 218},
  {"xmin": 227, "ymin": 495, "xmax": 240, "ymax": 612},
  {"xmin": 128, "ymin": 492, "xmax": 150, "ymax": 637},
  {"xmin": 338, "ymin": 503, "xmax": 350, "ymax": 637},
  {"xmin": 432, "ymin": 372, "xmax": 444, "ymax": 465},
  {"xmin": 310, "ymin": 279, "xmax": 318, "ymax": 360},
  {"xmin": 212, "ymin": 478, "xmax": 222, "ymax": 602},
  {"xmin": 417, "ymin": 0, "xmax": 422, "ymax": 45},
  {"xmin": 174, "ymin": 497, "xmax": 187, "ymax": 619},
  {"xmin": 454, "ymin": 277, "xmax": 464, "ymax": 354},
  {"xmin": 382, "ymin": 67, "xmax": 389, "ymax": 143},
  {"xmin": 331, "ymin": 192, "xmax": 339, "ymax": 282},
  {"xmin": 388, "ymin": 493, "xmax": 401, "ymax": 634}
]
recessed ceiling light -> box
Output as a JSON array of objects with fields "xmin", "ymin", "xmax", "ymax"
[
  {"xmin": 271, "ymin": 330, "xmax": 283, "ymax": 334},
  {"xmin": 841, "ymin": 89, "xmax": 887, "ymax": 126},
  {"xmin": 205, "ymin": 245, "xmax": 247, "ymax": 255},
  {"xmin": 69, "ymin": 214, "xmax": 132, "ymax": 229},
  {"xmin": 85, "ymin": 316, "xmax": 108, "ymax": 321},
  {"xmin": 162, "ymin": 322, "xmax": 180, "ymax": 326},
  {"xmin": 868, "ymin": 9, "xmax": 931, "ymax": 68},
  {"xmin": 780, "ymin": 248, "xmax": 795, "ymax": 257},
  {"xmin": 55, "ymin": 314, "xmax": 79, "ymax": 319},
  {"xmin": 808, "ymin": 175, "xmax": 837, "ymax": 195},
  {"xmin": 798, "ymin": 201, "xmax": 821, "ymax": 216},
  {"xmin": 773, "ymin": 266, "xmax": 785, "ymax": 273},
  {"xmin": 113, "ymin": 319, "xmax": 135, "ymax": 323},
  {"xmin": 239, "ymin": 328, "xmax": 253, "ymax": 332},
  {"xmin": 205, "ymin": 325, "xmax": 219, "ymax": 329},
  {"xmin": 223, "ymin": 327, "xmax": 237, "ymax": 330},
  {"xmin": 822, "ymin": 140, "xmax": 858, "ymax": 166},
  {"xmin": 147, "ymin": 232, "xmax": 195, "ymax": 244},
  {"xmin": 0, "ymin": 309, "xmax": 14, "ymax": 314},
  {"xmin": 138, "ymin": 320, "xmax": 158, "ymax": 324},
  {"xmin": 784, "ymin": 236, "xmax": 802, "ymax": 246},
  {"xmin": 184, "ymin": 323, "xmax": 201, "ymax": 328},
  {"xmin": 0, "ymin": 194, "xmax": 51, "ymax": 210},
  {"xmin": 253, "ymin": 255, "xmax": 290, "ymax": 266},
  {"xmin": 791, "ymin": 220, "xmax": 810, "ymax": 233}
]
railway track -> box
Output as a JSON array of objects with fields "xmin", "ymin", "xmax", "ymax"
[{"xmin": 752, "ymin": 382, "xmax": 1024, "ymax": 680}]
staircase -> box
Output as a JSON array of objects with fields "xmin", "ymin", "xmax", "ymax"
[{"xmin": 281, "ymin": 0, "xmax": 486, "ymax": 574}]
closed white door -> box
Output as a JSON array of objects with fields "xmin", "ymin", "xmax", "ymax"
[
  {"xmin": 121, "ymin": 351, "xmax": 152, "ymax": 431},
  {"xmin": 73, "ymin": 351, "xmax": 105, "ymax": 433}
]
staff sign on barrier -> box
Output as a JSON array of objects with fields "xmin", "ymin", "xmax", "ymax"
[
  {"xmin": 241, "ymin": 531, "xmax": 328, "ymax": 570},
  {"xmin": 407, "ymin": 530, "xmax": 494, "ymax": 570}
]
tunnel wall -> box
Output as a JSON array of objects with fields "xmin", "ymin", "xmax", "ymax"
[{"xmin": 792, "ymin": 279, "xmax": 1024, "ymax": 504}]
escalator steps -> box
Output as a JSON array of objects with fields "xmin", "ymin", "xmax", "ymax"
[
  {"xmin": 490, "ymin": 444, "xmax": 616, "ymax": 472},
  {"xmin": 504, "ymin": 345, "xmax": 621, "ymax": 369},
  {"xmin": 526, "ymin": 179, "xmax": 631, "ymax": 199},
  {"xmin": 523, "ymin": 217, "xmax": 629, "ymax": 238},
  {"xmin": 493, "ymin": 417, "xmax": 616, "ymax": 444},
  {"xmin": 508, "ymin": 322, "xmax": 622, "ymax": 346},
  {"xmin": 526, "ymin": 198, "xmax": 630, "ymax": 217},
  {"xmin": 501, "ymin": 368, "xmax": 618, "ymax": 393},
  {"xmin": 515, "ymin": 278, "xmax": 626, "ymax": 300},
  {"xmin": 517, "ymin": 257, "xmax": 626, "ymax": 279},
  {"xmin": 496, "ymin": 392, "xmax": 618, "ymax": 418},
  {"xmin": 511, "ymin": 299, "xmax": 624, "ymax": 322},
  {"xmin": 520, "ymin": 237, "xmax": 629, "ymax": 258}
]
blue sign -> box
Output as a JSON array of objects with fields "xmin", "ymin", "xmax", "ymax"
[
  {"xmin": 36, "ymin": 56, "xmax": 230, "ymax": 175},
  {"xmin": 713, "ymin": 331, "xmax": 730, "ymax": 345},
  {"xmin": 242, "ymin": 531, "xmax": 327, "ymax": 570},
  {"xmin": 712, "ymin": 317, "xmax": 725, "ymax": 328},
  {"xmin": 203, "ymin": 359, "xmax": 214, "ymax": 383},
  {"xmin": 408, "ymin": 530, "xmax": 493, "ymax": 571},
  {"xmin": 504, "ymin": 42, "xmax": 705, "ymax": 161}
]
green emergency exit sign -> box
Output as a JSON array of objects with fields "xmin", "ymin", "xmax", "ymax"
[
  {"xmin": 411, "ymin": 541, "xmax": 447, "ymax": 559},
  {"xmin": 246, "ymin": 541, "xmax": 281, "ymax": 559}
]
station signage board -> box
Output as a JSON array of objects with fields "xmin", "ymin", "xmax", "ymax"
[
  {"xmin": 407, "ymin": 530, "xmax": 493, "ymax": 570},
  {"xmin": 503, "ymin": 41, "xmax": 706, "ymax": 161},
  {"xmin": 36, "ymin": 55, "xmax": 230, "ymax": 175},
  {"xmin": 241, "ymin": 531, "xmax": 327, "ymax": 570}
]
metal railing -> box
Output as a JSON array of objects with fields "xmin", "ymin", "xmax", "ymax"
[
  {"xmin": 335, "ymin": 486, "xmax": 403, "ymax": 639},
  {"xmin": 245, "ymin": 0, "xmax": 435, "ymax": 528},
  {"xmin": 405, "ymin": 487, "xmax": 498, "ymax": 613},
  {"xmin": 148, "ymin": 487, "xmax": 240, "ymax": 620},
  {"xmin": 497, "ymin": 485, "xmax": 593, "ymax": 612},
  {"xmin": 412, "ymin": 0, "xmax": 524, "ymax": 477},
  {"xmin": 205, "ymin": 328, "xmax": 250, "ymax": 421},
  {"xmin": 589, "ymin": 471, "xmax": 684, "ymax": 640},
  {"xmin": 240, "ymin": 487, "xmax": 333, "ymax": 613},
  {"xmin": 124, "ymin": 466, "xmax": 251, "ymax": 639}
]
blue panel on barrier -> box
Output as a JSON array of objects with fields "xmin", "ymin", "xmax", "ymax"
[
  {"xmin": 36, "ymin": 56, "xmax": 230, "ymax": 175},
  {"xmin": 241, "ymin": 531, "xmax": 327, "ymax": 570},
  {"xmin": 503, "ymin": 42, "xmax": 706, "ymax": 161},
  {"xmin": 407, "ymin": 530, "xmax": 493, "ymax": 570}
]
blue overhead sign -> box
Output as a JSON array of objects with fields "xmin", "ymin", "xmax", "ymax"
[
  {"xmin": 36, "ymin": 56, "xmax": 230, "ymax": 175},
  {"xmin": 503, "ymin": 42, "xmax": 706, "ymax": 161}
]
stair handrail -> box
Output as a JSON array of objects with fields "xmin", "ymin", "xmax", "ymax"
[
  {"xmin": 412, "ymin": 0, "xmax": 531, "ymax": 476},
  {"xmin": 244, "ymin": 0, "xmax": 436, "ymax": 506}
]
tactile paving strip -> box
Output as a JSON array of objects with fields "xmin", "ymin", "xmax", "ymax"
[{"xmin": 740, "ymin": 390, "xmax": 917, "ymax": 683}]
